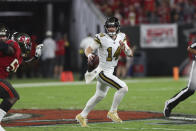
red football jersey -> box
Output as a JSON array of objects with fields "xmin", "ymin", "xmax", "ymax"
[
  {"xmin": 55, "ymin": 39, "xmax": 65, "ymax": 56},
  {"xmin": 0, "ymin": 40, "xmax": 23, "ymax": 79}
]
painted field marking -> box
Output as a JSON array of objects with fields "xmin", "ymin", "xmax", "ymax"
[
  {"xmin": 12, "ymin": 78, "xmax": 187, "ymax": 88},
  {"xmin": 6, "ymin": 124, "xmax": 184, "ymax": 131},
  {"xmin": 169, "ymin": 116, "xmax": 196, "ymax": 121}
]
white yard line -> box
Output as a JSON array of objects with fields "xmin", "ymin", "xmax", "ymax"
[
  {"xmin": 7, "ymin": 124, "xmax": 185, "ymax": 131},
  {"xmin": 33, "ymin": 125, "xmax": 186, "ymax": 131},
  {"xmin": 169, "ymin": 116, "xmax": 196, "ymax": 121},
  {"xmin": 12, "ymin": 78, "xmax": 187, "ymax": 88}
]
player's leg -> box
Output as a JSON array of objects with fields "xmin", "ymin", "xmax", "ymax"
[
  {"xmin": 116, "ymin": 65, "xmax": 121, "ymax": 78},
  {"xmin": 76, "ymin": 81, "xmax": 109, "ymax": 127},
  {"xmin": 164, "ymin": 60, "xmax": 196, "ymax": 117},
  {"xmin": 121, "ymin": 65, "xmax": 127, "ymax": 78},
  {"xmin": 164, "ymin": 87, "xmax": 194, "ymax": 117},
  {"xmin": 98, "ymin": 71, "xmax": 128, "ymax": 122},
  {"xmin": 0, "ymin": 79, "xmax": 19, "ymax": 130}
]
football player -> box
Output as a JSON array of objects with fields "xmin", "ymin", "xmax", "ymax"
[
  {"xmin": 163, "ymin": 42, "xmax": 196, "ymax": 117},
  {"xmin": 76, "ymin": 17, "xmax": 134, "ymax": 127},
  {"xmin": 0, "ymin": 24, "xmax": 42, "ymax": 131}
]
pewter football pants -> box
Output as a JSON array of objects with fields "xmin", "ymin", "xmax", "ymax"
[{"xmin": 167, "ymin": 60, "xmax": 196, "ymax": 109}]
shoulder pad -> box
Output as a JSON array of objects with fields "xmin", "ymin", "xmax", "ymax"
[
  {"xmin": 99, "ymin": 33, "xmax": 105, "ymax": 37},
  {"xmin": 94, "ymin": 34, "xmax": 101, "ymax": 45},
  {"xmin": 118, "ymin": 32, "xmax": 126, "ymax": 42},
  {"xmin": 118, "ymin": 32, "xmax": 126, "ymax": 37}
]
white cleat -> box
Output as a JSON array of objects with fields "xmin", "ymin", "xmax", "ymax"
[
  {"xmin": 107, "ymin": 111, "xmax": 122, "ymax": 123},
  {"xmin": 75, "ymin": 114, "xmax": 88, "ymax": 127}
]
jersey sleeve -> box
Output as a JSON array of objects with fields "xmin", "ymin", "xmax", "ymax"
[
  {"xmin": 121, "ymin": 33, "xmax": 133, "ymax": 56},
  {"xmin": 122, "ymin": 33, "xmax": 127, "ymax": 44},
  {"xmin": 91, "ymin": 34, "xmax": 101, "ymax": 50}
]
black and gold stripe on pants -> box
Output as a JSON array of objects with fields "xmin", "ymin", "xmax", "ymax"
[{"xmin": 99, "ymin": 71, "xmax": 122, "ymax": 90}]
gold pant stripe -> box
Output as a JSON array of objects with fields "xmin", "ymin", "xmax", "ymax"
[{"xmin": 99, "ymin": 72, "xmax": 122, "ymax": 89}]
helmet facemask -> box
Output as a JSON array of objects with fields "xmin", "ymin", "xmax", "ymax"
[
  {"xmin": 104, "ymin": 17, "xmax": 120, "ymax": 37},
  {"xmin": 0, "ymin": 24, "xmax": 10, "ymax": 42}
]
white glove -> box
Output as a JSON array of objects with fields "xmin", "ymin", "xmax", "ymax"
[
  {"xmin": 35, "ymin": 44, "xmax": 43, "ymax": 58},
  {"xmin": 87, "ymin": 53, "xmax": 95, "ymax": 65},
  {"xmin": 190, "ymin": 43, "xmax": 196, "ymax": 49}
]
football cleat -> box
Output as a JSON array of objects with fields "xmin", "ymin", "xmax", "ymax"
[
  {"xmin": 75, "ymin": 114, "xmax": 88, "ymax": 127},
  {"xmin": 107, "ymin": 111, "xmax": 122, "ymax": 123},
  {"xmin": 163, "ymin": 100, "xmax": 172, "ymax": 117}
]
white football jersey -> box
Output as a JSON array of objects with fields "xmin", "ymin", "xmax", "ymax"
[{"xmin": 91, "ymin": 32, "xmax": 127, "ymax": 73}]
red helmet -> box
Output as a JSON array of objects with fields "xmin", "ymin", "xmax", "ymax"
[{"xmin": 12, "ymin": 32, "xmax": 32, "ymax": 57}]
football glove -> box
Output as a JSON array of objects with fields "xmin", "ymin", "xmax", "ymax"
[
  {"xmin": 190, "ymin": 43, "xmax": 196, "ymax": 49},
  {"xmin": 35, "ymin": 44, "xmax": 43, "ymax": 58}
]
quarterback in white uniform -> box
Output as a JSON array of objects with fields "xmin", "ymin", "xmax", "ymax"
[{"xmin": 76, "ymin": 17, "xmax": 134, "ymax": 127}]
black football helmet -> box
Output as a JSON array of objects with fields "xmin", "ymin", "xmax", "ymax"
[
  {"xmin": 104, "ymin": 17, "xmax": 120, "ymax": 36},
  {"xmin": 12, "ymin": 32, "xmax": 32, "ymax": 58},
  {"xmin": 0, "ymin": 23, "xmax": 10, "ymax": 39}
]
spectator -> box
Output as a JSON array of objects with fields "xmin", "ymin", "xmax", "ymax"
[
  {"xmin": 128, "ymin": 5, "xmax": 136, "ymax": 26},
  {"xmin": 116, "ymin": 39, "xmax": 133, "ymax": 78},
  {"xmin": 63, "ymin": 34, "xmax": 71, "ymax": 70},
  {"xmin": 93, "ymin": 0, "xmax": 196, "ymax": 25},
  {"xmin": 79, "ymin": 33, "xmax": 95, "ymax": 80},
  {"xmin": 54, "ymin": 33, "xmax": 67, "ymax": 79},
  {"xmin": 41, "ymin": 30, "xmax": 56, "ymax": 78}
]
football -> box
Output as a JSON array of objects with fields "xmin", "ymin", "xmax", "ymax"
[{"xmin": 87, "ymin": 55, "xmax": 99, "ymax": 72}]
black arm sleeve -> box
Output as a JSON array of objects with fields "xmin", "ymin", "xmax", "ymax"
[
  {"xmin": 0, "ymin": 41, "xmax": 15, "ymax": 56},
  {"xmin": 24, "ymin": 56, "xmax": 39, "ymax": 63}
]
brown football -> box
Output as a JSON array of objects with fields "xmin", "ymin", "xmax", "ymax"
[{"xmin": 87, "ymin": 55, "xmax": 99, "ymax": 72}]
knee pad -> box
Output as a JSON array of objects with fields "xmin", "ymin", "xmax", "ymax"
[{"xmin": 120, "ymin": 86, "xmax": 128, "ymax": 93}]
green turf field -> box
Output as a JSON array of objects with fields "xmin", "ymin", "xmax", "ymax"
[{"xmin": 4, "ymin": 77, "xmax": 196, "ymax": 131}]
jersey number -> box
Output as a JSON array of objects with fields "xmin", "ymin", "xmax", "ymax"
[
  {"xmin": 6, "ymin": 59, "xmax": 19, "ymax": 72},
  {"xmin": 106, "ymin": 47, "xmax": 121, "ymax": 61}
]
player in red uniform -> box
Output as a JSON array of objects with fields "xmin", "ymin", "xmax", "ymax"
[{"xmin": 0, "ymin": 24, "xmax": 42, "ymax": 131}]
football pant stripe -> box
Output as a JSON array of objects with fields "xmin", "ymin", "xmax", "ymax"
[
  {"xmin": 99, "ymin": 71, "xmax": 122, "ymax": 90},
  {"xmin": 0, "ymin": 82, "xmax": 14, "ymax": 98}
]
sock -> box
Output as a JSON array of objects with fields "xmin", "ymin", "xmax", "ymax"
[
  {"xmin": 110, "ymin": 87, "xmax": 128, "ymax": 112},
  {"xmin": 80, "ymin": 94, "xmax": 104, "ymax": 117},
  {"xmin": 0, "ymin": 109, "xmax": 6, "ymax": 122}
]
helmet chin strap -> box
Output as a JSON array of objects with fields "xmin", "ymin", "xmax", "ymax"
[
  {"xmin": 106, "ymin": 28, "xmax": 117, "ymax": 36},
  {"xmin": 108, "ymin": 32, "xmax": 116, "ymax": 36},
  {"xmin": 105, "ymin": 24, "xmax": 120, "ymax": 37}
]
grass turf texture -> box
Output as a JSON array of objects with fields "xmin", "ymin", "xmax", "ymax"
[{"xmin": 5, "ymin": 77, "xmax": 196, "ymax": 131}]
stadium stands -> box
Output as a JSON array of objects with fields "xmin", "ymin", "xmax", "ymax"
[{"xmin": 93, "ymin": 0, "xmax": 196, "ymax": 26}]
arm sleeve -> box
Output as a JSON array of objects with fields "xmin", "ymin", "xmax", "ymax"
[
  {"xmin": 91, "ymin": 35, "xmax": 101, "ymax": 50},
  {"xmin": 123, "ymin": 36, "xmax": 133, "ymax": 56},
  {"xmin": 24, "ymin": 56, "xmax": 37, "ymax": 63}
]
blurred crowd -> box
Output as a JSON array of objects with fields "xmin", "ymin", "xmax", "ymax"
[{"xmin": 94, "ymin": 0, "xmax": 196, "ymax": 26}]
